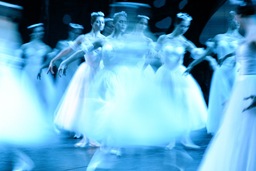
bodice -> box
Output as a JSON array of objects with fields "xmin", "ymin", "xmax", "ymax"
[
  {"xmin": 23, "ymin": 42, "xmax": 50, "ymax": 66},
  {"xmin": 160, "ymin": 39, "xmax": 186, "ymax": 69},
  {"xmin": 80, "ymin": 34, "xmax": 105, "ymax": 68},
  {"xmin": 216, "ymin": 34, "xmax": 241, "ymax": 60},
  {"xmin": 236, "ymin": 41, "xmax": 256, "ymax": 75},
  {"xmin": 102, "ymin": 36, "xmax": 148, "ymax": 68}
]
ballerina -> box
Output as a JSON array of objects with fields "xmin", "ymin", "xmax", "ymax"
[
  {"xmin": 49, "ymin": 11, "xmax": 105, "ymax": 147},
  {"xmin": 155, "ymin": 12, "xmax": 209, "ymax": 149},
  {"xmin": 185, "ymin": 10, "xmax": 243, "ymax": 135},
  {"xmin": 199, "ymin": 2, "xmax": 256, "ymax": 170}
]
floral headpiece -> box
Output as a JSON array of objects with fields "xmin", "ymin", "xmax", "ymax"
[
  {"xmin": 176, "ymin": 12, "xmax": 192, "ymax": 21},
  {"xmin": 113, "ymin": 11, "xmax": 127, "ymax": 19},
  {"xmin": 69, "ymin": 23, "xmax": 84, "ymax": 30},
  {"xmin": 104, "ymin": 18, "xmax": 114, "ymax": 22},
  {"xmin": 137, "ymin": 15, "xmax": 150, "ymax": 20},
  {"xmin": 91, "ymin": 11, "xmax": 104, "ymax": 17}
]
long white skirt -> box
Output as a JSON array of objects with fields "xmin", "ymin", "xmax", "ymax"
[
  {"xmin": 54, "ymin": 62, "xmax": 99, "ymax": 135},
  {"xmin": 0, "ymin": 65, "xmax": 51, "ymax": 146},
  {"xmin": 207, "ymin": 61, "xmax": 237, "ymax": 134},
  {"xmin": 199, "ymin": 75, "xmax": 256, "ymax": 171},
  {"xmin": 155, "ymin": 65, "xmax": 208, "ymax": 132}
]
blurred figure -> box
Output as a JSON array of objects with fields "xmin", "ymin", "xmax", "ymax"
[
  {"xmin": 155, "ymin": 12, "xmax": 208, "ymax": 150},
  {"xmin": 19, "ymin": 22, "xmax": 56, "ymax": 117},
  {"xmin": 199, "ymin": 2, "xmax": 256, "ymax": 171},
  {"xmin": 37, "ymin": 23, "xmax": 84, "ymax": 119},
  {"xmin": 37, "ymin": 22, "xmax": 84, "ymax": 80},
  {"xmin": 128, "ymin": 14, "xmax": 157, "ymax": 74},
  {"xmin": 51, "ymin": 11, "xmax": 105, "ymax": 147},
  {"xmin": 185, "ymin": 10, "xmax": 243, "ymax": 135},
  {"xmin": 0, "ymin": 1, "xmax": 52, "ymax": 170},
  {"xmin": 102, "ymin": 18, "xmax": 114, "ymax": 36},
  {"xmin": 205, "ymin": 11, "xmax": 243, "ymax": 134},
  {"xmin": 70, "ymin": 11, "xmax": 185, "ymax": 159}
]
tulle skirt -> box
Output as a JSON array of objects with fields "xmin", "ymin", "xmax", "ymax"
[
  {"xmin": 155, "ymin": 65, "xmax": 208, "ymax": 132},
  {"xmin": 21, "ymin": 64, "xmax": 57, "ymax": 114},
  {"xmin": 54, "ymin": 60, "xmax": 80, "ymax": 105},
  {"xmin": 84, "ymin": 65, "xmax": 184, "ymax": 147},
  {"xmin": 54, "ymin": 62, "xmax": 99, "ymax": 134},
  {"xmin": 207, "ymin": 62, "xmax": 237, "ymax": 134},
  {"xmin": 0, "ymin": 65, "xmax": 51, "ymax": 146},
  {"xmin": 199, "ymin": 75, "xmax": 256, "ymax": 171}
]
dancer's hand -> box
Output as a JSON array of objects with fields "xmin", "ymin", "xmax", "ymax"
[
  {"xmin": 37, "ymin": 70, "xmax": 42, "ymax": 80},
  {"xmin": 243, "ymin": 95, "xmax": 256, "ymax": 112},
  {"xmin": 47, "ymin": 60, "xmax": 56, "ymax": 74},
  {"xmin": 58, "ymin": 61, "xmax": 68, "ymax": 77},
  {"xmin": 183, "ymin": 67, "xmax": 192, "ymax": 76}
]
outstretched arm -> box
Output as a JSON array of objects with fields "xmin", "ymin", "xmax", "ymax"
[
  {"xmin": 184, "ymin": 47, "xmax": 213, "ymax": 75},
  {"xmin": 47, "ymin": 35, "xmax": 85, "ymax": 74},
  {"xmin": 58, "ymin": 50, "xmax": 85, "ymax": 77},
  {"xmin": 37, "ymin": 57, "xmax": 52, "ymax": 80},
  {"xmin": 47, "ymin": 47, "xmax": 74, "ymax": 74}
]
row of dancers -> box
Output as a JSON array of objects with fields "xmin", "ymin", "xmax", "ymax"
[
  {"xmin": 48, "ymin": 10, "xmax": 209, "ymax": 151},
  {"xmin": 1, "ymin": 0, "xmax": 256, "ymax": 170},
  {"xmin": 17, "ymin": 2, "xmax": 240, "ymax": 158},
  {"xmin": 46, "ymin": 3, "xmax": 256, "ymax": 171}
]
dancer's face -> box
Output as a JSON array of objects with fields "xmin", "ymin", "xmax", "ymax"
[
  {"xmin": 136, "ymin": 18, "xmax": 148, "ymax": 31},
  {"xmin": 31, "ymin": 26, "xmax": 44, "ymax": 40},
  {"xmin": 92, "ymin": 16, "xmax": 105, "ymax": 32},
  {"xmin": 175, "ymin": 20, "xmax": 190, "ymax": 35},
  {"xmin": 115, "ymin": 16, "xmax": 127, "ymax": 33}
]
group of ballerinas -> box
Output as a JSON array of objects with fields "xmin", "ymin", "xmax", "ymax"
[
  {"xmin": 47, "ymin": 9, "xmax": 211, "ymax": 155},
  {"xmin": 1, "ymin": 0, "xmax": 256, "ymax": 170},
  {"xmin": 198, "ymin": 1, "xmax": 256, "ymax": 170},
  {"xmin": 0, "ymin": 2, "xmax": 54, "ymax": 170},
  {"xmin": 49, "ymin": 4, "xmax": 256, "ymax": 171}
]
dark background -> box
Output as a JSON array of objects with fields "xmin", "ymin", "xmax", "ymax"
[
  {"xmin": 5, "ymin": 0, "xmax": 228, "ymax": 46},
  {"xmin": 4, "ymin": 0, "xmax": 235, "ymax": 103}
]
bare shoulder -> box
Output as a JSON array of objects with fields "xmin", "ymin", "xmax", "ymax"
[{"xmin": 73, "ymin": 34, "xmax": 85, "ymax": 43}]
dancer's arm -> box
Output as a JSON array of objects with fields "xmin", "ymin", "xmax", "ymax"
[
  {"xmin": 184, "ymin": 39, "xmax": 215, "ymax": 75},
  {"xmin": 47, "ymin": 35, "xmax": 84, "ymax": 74},
  {"xmin": 58, "ymin": 50, "xmax": 85, "ymax": 77},
  {"xmin": 58, "ymin": 39, "xmax": 105, "ymax": 76}
]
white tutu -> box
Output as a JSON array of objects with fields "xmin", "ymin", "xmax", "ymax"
[
  {"xmin": 207, "ymin": 60, "xmax": 237, "ymax": 134},
  {"xmin": 84, "ymin": 65, "xmax": 185, "ymax": 147},
  {"xmin": 0, "ymin": 66, "xmax": 51, "ymax": 146},
  {"xmin": 54, "ymin": 62, "xmax": 99, "ymax": 134},
  {"xmin": 199, "ymin": 75, "xmax": 256, "ymax": 171},
  {"xmin": 156, "ymin": 65, "xmax": 208, "ymax": 132}
]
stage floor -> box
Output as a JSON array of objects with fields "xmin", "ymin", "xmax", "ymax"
[{"xmin": 0, "ymin": 128, "xmax": 212, "ymax": 171}]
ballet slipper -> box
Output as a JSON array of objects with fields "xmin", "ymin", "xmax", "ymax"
[
  {"xmin": 74, "ymin": 138, "xmax": 88, "ymax": 148},
  {"xmin": 165, "ymin": 143, "xmax": 175, "ymax": 150},
  {"xmin": 89, "ymin": 140, "xmax": 101, "ymax": 148},
  {"xmin": 180, "ymin": 138, "xmax": 200, "ymax": 149},
  {"xmin": 165, "ymin": 140, "xmax": 175, "ymax": 150},
  {"xmin": 109, "ymin": 148, "xmax": 122, "ymax": 156},
  {"xmin": 73, "ymin": 133, "xmax": 82, "ymax": 139},
  {"xmin": 13, "ymin": 151, "xmax": 34, "ymax": 171}
]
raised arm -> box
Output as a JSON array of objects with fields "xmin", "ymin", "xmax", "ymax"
[
  {"xmin": 184, "ymin": 39, "xmax": 215, "ymax": 74},
  {"xmin": 57, "ymin": 38, "xmax": 105, "ymax": 76},
  {"xmin": 47, "ymin": 35, "xmax": 84, "ymax": 74},
  {"xmin": 58, "ymin": 50, "xmax": 85, "ymax": 77}
]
